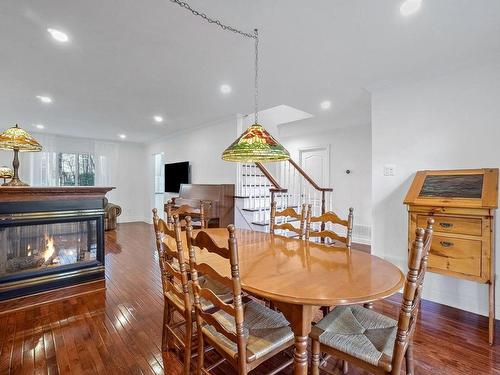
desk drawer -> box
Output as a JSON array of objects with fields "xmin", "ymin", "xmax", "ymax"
[
  {"xmin": 417, "ymin": 215, "xmax": 482, "ymax": 236},
  {"xmin": 428, "ymin": 235, "xmax": 482, "ymax": 278}
]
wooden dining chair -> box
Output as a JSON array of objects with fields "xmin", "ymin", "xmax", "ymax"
[
  {"xmin": 310, "ymin": 218, "xmax": 434, "ymax": 375},
  {"xmin": 305, "ymin": 206, "xmax": 354, "ymax": 249},
  {"xmin": 270, "ymin": 201, "xmax": 307, "ymax": 239},
  {"xmin": 166, "ymin": 199, "xmax": 211, "ymax": 229},
  {"xmin": 153, "ymin": 208, "xmax": 192, "ymax": 372},
  {"xmin": 152, "ymin": 208, "xmax": 232, "ymax": 375},
  {"xmin": 185, "ymin": 217, "xmax": 295, "ymax": 375}
]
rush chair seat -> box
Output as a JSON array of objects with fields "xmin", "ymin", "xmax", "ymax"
[
  {"xmin": 185, "ymin": 216, "xmax": 295, "ymax": 374},
  {"xmin": 202, "ymin": 299, "xmax": 294, "ymax": 363},
  {"xmin": 152, "ymin": 208, "xmax": 232, "ymax": 375},
  {"xmin": 311, "ymin": 305, "xmax": 398, "ymax": 372},
  {"xmin": 310, "ymin": 218, "xmax": 434, "ymax": 375},
  {"xmin": 270, "ymin": 201, "xmax": 308, "ymax": 239}
]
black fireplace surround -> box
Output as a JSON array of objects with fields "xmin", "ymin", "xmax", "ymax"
[{"xmin": 0, "ymin": 196, "xmax": 106, "ymax": 300}]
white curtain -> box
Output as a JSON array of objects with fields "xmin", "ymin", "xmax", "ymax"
[
  {"xmin": 27, "ymin": 133, "xmax": 58, "ymax": 186},
  {"xmin": 94, "ymin": 140, "xmax": 119, "ymax": 201},
  {"xmin": 26, "ymin": 134, "xmax": 120, "ymax": 191}
]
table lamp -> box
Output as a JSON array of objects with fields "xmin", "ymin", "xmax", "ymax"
[
  {"xmin": 0, "ymin": 166, "xmax": 13, "ymax": 185},
  {"xmin": 0, "ymin": 124, "xmax": 42, "ymax": 186}
]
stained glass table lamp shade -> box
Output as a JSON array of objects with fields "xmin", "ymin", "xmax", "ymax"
[
  {"xmin": 0, "ymin": 124, "xmax": 42, "ymax": 186},
  {"xmin": 221, "ymin": 123, "xmax": 290, "ymax": 162}
]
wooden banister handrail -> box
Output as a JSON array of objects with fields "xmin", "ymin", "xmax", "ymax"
[
  {"xmin": 288, "ymin": 158, "xmax": 333, "ymax": 192},
  {"xmin": 255, "ymin": 162, "xmax": 287, "ymax": 192}
]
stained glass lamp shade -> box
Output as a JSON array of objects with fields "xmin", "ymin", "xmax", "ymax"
[
  {"xmin": 221, "ymin": 123, "xmax": 290, "ymax": 162},
  {"xmin": 0, "ymin": 124, "xmax": 42, "ymax": 186}
]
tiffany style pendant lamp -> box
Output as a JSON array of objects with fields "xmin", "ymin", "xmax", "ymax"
[
  {"xmin": 0, "ymin": 124, "xmax": 42, "ymax": 186},
  {"xmin": 221, "ymin": 29, "xmax": 289, "ymax": 163},
  {"xmin": 221, "ymin": 123, "xmax": 289, "ymax": 162}
]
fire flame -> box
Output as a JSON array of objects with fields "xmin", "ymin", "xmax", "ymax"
[{"xmin": 44, "ymin": 235, "xmax": 55, "ymax": 262}]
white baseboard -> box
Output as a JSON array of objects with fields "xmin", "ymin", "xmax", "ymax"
[
  {"xmin": 117, "ymin": 216, "xmax": 149, "ymax": 224},
  {"xmin": 353, "ymin": 236, "xmax": 371, "ymax": 246}
]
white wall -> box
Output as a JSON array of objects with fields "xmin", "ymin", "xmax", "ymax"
[
  {"xmin": 111, "ymin": 142, "xmax": 148, "ymax": 223},
  {"xmin": 372, "ymin": 62, "xmax": 500, "ymax": 317},
  {"xmin": 145, "ymin": 117, "xmax": 239, "ymax": 221},
  {"xmin": 279, "ymin": 123, "xmax": 372, "ymax": 242}
]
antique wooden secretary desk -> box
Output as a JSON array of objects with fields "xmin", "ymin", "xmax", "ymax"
[{"xmin": 405, "ymin": 168, "xmax": 499, "ymax": 344}]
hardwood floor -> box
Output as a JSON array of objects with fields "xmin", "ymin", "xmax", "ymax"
[{"xmin": 1, "ymin": 222, "xmax": 500, "ymax": 374}]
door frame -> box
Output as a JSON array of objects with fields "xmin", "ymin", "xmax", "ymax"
[{"xmin": 298, "ymin": 145, "xmax": 331, "ymax": 187}]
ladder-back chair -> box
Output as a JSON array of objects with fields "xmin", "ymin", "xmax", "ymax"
[
  {"xmin": 185, "ymin": 217, "xmax": 295, "ymax": 374},
  {"xmin": 306, "ymin": 206, "xmax": 354, "ymax": 249},
  {"xmin": 153, "ymin": 208, "xmax": 193, "ymax": 374},
  {"xmin": 152, "ymin": 209, "xmax": 231, "ymax": 375},
  {"xmin": 310, "ymin": 218, "xmax": 434, "ymax": 375},
  {"xmin": 270, "ymin": 201, "xmax": 307, "ymax": 239},
  {"xmin": 166, "ymin": 199, "xmax": 211, "ymax": 229}
]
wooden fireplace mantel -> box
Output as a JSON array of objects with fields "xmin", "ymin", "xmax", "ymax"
[{"xmin": 0, "ymin": 186, "xmax": 115, "ymax": 202}]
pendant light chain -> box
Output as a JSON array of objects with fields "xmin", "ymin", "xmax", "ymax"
[
  {"xmin": 254, "ymin": 29, "xmax": 259, "ymax": 124},
  {"xmin": 169, "ymin": 0, "xmax": 257, "ymax": 39},
  {"xmin": 169, "ymin": 0, "xmax": 260, "ymax": 124}
]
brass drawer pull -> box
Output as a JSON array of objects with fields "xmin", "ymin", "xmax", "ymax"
[
  {"xmin": 439, "ymin": 222, "xmax": 454, "ymax": 229},
  {"xmin": 440, "ymin": 241, "xmax": 454, "ymax": 248}
]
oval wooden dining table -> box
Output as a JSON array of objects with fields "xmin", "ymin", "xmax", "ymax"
[{"xmin": 164, "ymin": 228, "xmax": 405, "ymax": 375}]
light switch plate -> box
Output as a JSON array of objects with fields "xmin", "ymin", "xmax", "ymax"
[{"xmin": 384, "ymin": 164, "xmax": 396, "ymax": 176}]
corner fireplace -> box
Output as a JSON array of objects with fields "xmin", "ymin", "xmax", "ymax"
[{"xmin": 0, "ymin": 187, "xmax": 113, "ymax": 300}]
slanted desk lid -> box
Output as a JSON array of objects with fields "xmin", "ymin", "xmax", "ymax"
[{"xmin": 404, "ymin": 168, "xmax": 498, "ymax": 209}]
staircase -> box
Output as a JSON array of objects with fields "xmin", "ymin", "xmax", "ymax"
[{"xmin": 235, "ymin": 159, "xmax": 333, "ymax": 234}]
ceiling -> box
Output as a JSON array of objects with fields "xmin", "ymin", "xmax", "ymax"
[{"xmin": 1, "ymin": 0, "xmax": 499, "ymax": 143}]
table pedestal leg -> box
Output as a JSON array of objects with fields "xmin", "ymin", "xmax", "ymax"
[
  {"xmin": 294, "ymin": 335, "xmax": 309, "ymax": 373},
  {"xmin": 275, "ymin": 302, "xmax": 316, "ymax": 375}
]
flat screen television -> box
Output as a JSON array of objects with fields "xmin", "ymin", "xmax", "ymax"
[{"xmin": 165, "ymin": 161, "xmax": 190, "ymax": 193}]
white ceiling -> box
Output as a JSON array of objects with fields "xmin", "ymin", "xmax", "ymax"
[{"xmin": 1, "ymin": 0, "xmax": 499, "ymax": 143}]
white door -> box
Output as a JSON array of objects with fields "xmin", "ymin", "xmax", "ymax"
[{"xmin": 299, "ymin": 146, "xmax": 330, "ymax": 187}]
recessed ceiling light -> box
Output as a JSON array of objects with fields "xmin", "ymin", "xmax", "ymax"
[
  {"xmin": 47, "ymin": 28, "xmax": 69, "ymax": 42},
  {"xmin": 154, "ymin": 115, "xmax": 164, "ymax": 123},
  {"xmin": 34, "ymin": 124, "xmax": 45, "ymax": 129},
  {"xmin": 400, "ymin": 0, "xmax": 422, "ymax": 16},
  {"xmin": 220, "ymin": 84, "xmax": 232, "ymax": 94},
  {"xmin": 320, "ymin": 100, "xmax": 331, "ymax": 110},
  {"xmin": 118, "ymin": 134, "xmax": 127, "ymax": 139},
  {"xmin": 36, "ymin": 95, "xmax": 52, "ymax": 104}
]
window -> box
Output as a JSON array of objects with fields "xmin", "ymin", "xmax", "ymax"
[{"xmin": 58, "ymin": 153, "xmax": 95, "ymax": 186}]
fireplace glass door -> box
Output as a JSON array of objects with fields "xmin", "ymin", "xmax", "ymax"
[{"xmin": 0, "ymin": 219, "xmax": 98, "ymax": 281}]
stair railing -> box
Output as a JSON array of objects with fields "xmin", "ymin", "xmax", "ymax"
[
  {"xmin": 287, "ymin": 159, "xmax": 333, "ymax": 215},
  {"xmin": 236, "ymin": 159, "xmax": 333, "ymax": 232}
]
